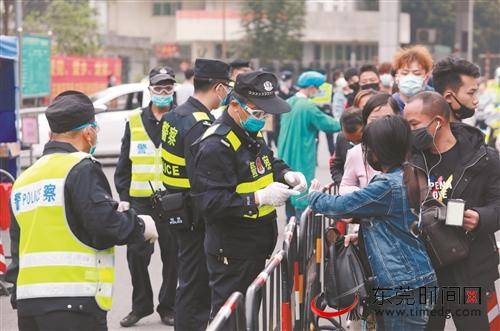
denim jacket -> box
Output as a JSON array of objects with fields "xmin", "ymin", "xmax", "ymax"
[{"xmin": 309, "ymin": 168, "xmax": 436, "ymax": 296}]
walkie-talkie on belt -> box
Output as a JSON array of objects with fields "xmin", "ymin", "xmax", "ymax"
[
  {"xmin": 149, "ymin": 181, "xmax": 166, "ymax": 223},
  {"xmin": 148, "ymin": 181, "xmax": 193, "ymax": 229}
]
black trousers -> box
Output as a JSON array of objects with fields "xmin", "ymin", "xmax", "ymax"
[
  {"xmin": 206, "ymin": 253, "xmax": 266, "ymax": 320},
  {"xmin": 18, "ymin": 311, "xmax": 107, "ymax": 331},
  {"xmin": 174, "ymin": 228, "xmax": 211, "ymax": 331},
  {"xmin": 426, "ymin": 277, "xmax": 493, "ymax": 331},
  {"xmin": 126, "ymin": 212, "xmax": 178, "ymax": 316}
]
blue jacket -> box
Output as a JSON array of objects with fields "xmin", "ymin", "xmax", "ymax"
[{"xmin": 308, "ymin": 168, "xmax": 436, "ymax": 297}]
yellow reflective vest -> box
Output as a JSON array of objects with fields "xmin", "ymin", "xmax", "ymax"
[
  {"xmin": 11, "ymin": 152, "xmax": 115, "ymax": 311},
  {"xmin": 312, "ymin": 82, "xmax": 333, "ymax": 106},
  {"xmin": 161, "ymin": 109, "xmax": 211, "ymax": 190},
  {"xmin": 129, "ymin": 109, "xmax": 163, "ymax": 197},
  {"xmin": 200, "ymin": 124, "xmax": 275, "ymax": 219}
]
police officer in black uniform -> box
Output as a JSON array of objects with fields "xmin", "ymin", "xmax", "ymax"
[
  {"xmin": 161, "ymin": 58, "xmax": 231, "ymax": 330},
  {"xmin": 190, "ymin": 71, "xmax": 307, "ymax": 318},
  {"xmin": 229, "ymin": 59, "xmax": 252, "ymax": 81},
  {"xmin": 7, "ymin": 91, "xmax": 158, "ymax": 331},
  {"xmin": 115, "ymin": 67, "xmax": 178, "ymax": 327}
]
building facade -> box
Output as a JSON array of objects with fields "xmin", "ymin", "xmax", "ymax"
[{"xmin": 94, "ymin": 0, "xmax": 410, "ymax": 82}]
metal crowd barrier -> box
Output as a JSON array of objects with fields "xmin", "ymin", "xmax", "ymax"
[
  {"xmin": 295, "ymin": 185, "xmax": 341, "ymax": 330},
  {"xmin": 245, "ymin": 217, "xmax": 298, "ymax": 331},
  {"xmin": 209, "ymin": 184, "xmax": 341, "ymax": 331},
  {"xmin": 207, "ymin": 292, "xmax": 245, "ymax": 331},
  {"xmin": 282, "ymin": 216, "xmax": 298, "ymax": 331}
]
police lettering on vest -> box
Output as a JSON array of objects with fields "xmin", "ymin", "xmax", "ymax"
[
  {"xmin": 161, "ymin": 111, "xmax": 210, "ymax": 190},
  {"xmin": 160, "ymin": 107, "xmax": 212, "ymax": 228},
  {"xmin": 11, "ymin": 153, "xmax": 115, "ymax": 311}
]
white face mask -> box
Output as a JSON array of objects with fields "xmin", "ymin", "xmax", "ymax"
[
  {"xmin": 398, "ymin": 74, "xmax": 425, "ymax": 97},
  {"xmin": 380, "ymin": 74, "xmax": 394, "ymax": 88}
]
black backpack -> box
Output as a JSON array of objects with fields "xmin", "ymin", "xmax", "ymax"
[{"xmin": 311, "ymin": 227, "xmax": 372, "ymax": 329}]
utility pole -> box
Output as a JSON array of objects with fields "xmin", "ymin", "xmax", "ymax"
[
  {"xmin": 15, "ymin": 0, "xmax": 22, "ymax": 99},
  {"xmin": 14, "ymin": 0, "xmax": 22, "ymax": 175},
  {"xmin": 222, "ymin": 0, "xmax": 227, "ymax": 60}
]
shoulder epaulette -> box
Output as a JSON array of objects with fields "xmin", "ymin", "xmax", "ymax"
[
  {"xmin": 192, "ymin": 111, "xmax": 210, "ymax": 122},
  {"xmin": 200, "ymin": 123, "xmax": 241, "ymax": 151}
]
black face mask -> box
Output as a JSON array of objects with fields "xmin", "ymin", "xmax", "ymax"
[
  {"xmin": 450, "ymin": 94, "xmax": 475, "ymax": 120},
  {"xmin": 365, "ymin": 149, "xmax": 383, "ymax": 171},
  {"xmin": 411, "ymin": 119, "xmax": 437, "ymax": 151},
  {"xmin": 349, "ymin": 82, "xmax": 359, "ymax": 93},
  {"xmin": 360, "ymin": 83, "xmax": 380, "ymax": 91}
]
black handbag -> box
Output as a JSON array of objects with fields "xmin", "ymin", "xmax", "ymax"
[
  {"xmin": 311, "ymin": 227, "xmax": 372, "ymax": 324},
  {"xmin": 404, "ymin": 163, "xmax": 470, "ymax": 269},
  {"xmin": 418, "ymin": 202, "xmax": 470, "ymax": 268}
]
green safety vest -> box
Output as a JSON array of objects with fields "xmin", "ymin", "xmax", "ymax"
[
  {"xmin": 311, "ymin": 82, "xmax": 333, "ymax": 106},
  {"xmin": 200, "ymin": 125, "xmax": 275, "ymax": 219},
  {"xmin": 11, "ymin": 152, "xmax": 115, "ymax": 311},
  {"xmin": 129, "ymin": 109, "xmax": 162, "ymax": 197}
]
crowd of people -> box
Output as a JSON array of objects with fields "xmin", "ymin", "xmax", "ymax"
[
  {"xmin": 5, "ymin": 44, "xmax": 500, "ymax": 331},
  {"xmin": 303, "ymin": 45, "xmax": 500, "ymax": 330}
]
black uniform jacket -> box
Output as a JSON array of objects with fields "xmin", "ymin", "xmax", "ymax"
[
  {"xmin": 7, "ymin": 141, "xmax": 144, "ymax": 316},
  {"xmin": 114, "ymin": 104, "xmax": 163, "ymax": 213},
  {"xmin": 161, "ymin": 96, "xmax": 214, "ymax": 195},
  {"xmin": 190, "ymin": 111, "xmax": 291, "ymax": 259}
]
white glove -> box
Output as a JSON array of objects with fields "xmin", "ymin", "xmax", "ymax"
[
  {"xmin": 284, "ymin": 171, "xmax": 307, "ymax": 193},
  {"xmin": 309, "ymin": 179, "xmax": 322, "ymax": 194},
  {"xmin": 255, "ymin": 182, "xmax": 300, "ymax": 207},
  {"xmin": 138, "ymin": 215, "xmax": 159, "ymax": 243},
  {"xmin": 117, "ymin": 201, "xmax": 130, "ymax": 212}
]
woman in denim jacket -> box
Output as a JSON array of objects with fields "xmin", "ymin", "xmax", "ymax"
[{"xmin": 309, "ymin": 116, "xmax": 437, "ymax": 330}]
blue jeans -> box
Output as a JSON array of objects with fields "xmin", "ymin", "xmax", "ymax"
[{"xmin": 375, "ymin": 282, "xmax": 437, "ymax": 331}]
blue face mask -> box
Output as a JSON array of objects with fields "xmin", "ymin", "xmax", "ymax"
[
  {"xmin": 242, "ymin": 116, "xmax": 266, "ymax": 133},
  {"xmin": 87, "ymin": 128, "xmax": 98, "ymax": 155},
  {"xmin": 234, "ymin": 97, "xmax": 266, "ymax": 133},
  {"xmin": 89, "ymin": 143, "xmax": 97, "ymax": 155},
  {"xmin": 71, "ymin": 122, "xmax": 98, "ymax": 154},
  {"xmin": 151, "ymin": 94, "xmax": 173, "ymax": 108},
  {"xmin": 398, "ymin": 74, "xmax": 425, "ymax": 97}
]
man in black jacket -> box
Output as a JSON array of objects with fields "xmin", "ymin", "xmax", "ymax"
[
  {"xmin": 432, "ymin": 57, "xmax": 480, "ymax": 123},
  {"xmin": 114, "ymin": 67, "xmax": 178, "ymax": 327},
  {"xmin": 190, "ymin": 71, "xmax": 305, "ymax": 319},
  {"xmin": 161, "ymin": 58, "xmax": 231, "ymax": 330},
  {"xmin": 404, "ymin": 91, "xmax": 500, "ymax": 330}
]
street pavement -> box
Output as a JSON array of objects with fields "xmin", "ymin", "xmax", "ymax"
[{"xmin": 0, "ymin": 134, "xmax": 491, "ymax": 330}]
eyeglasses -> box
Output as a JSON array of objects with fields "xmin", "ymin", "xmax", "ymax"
[
  {"xmin": 233, "ymin": 97, "xmax": 269, "ymax": 120},
  {"xmin": 150, "ymin": 85, "xmax": 175, "ymax": 94},
  {"xmin": 71, "ymin": 121, "xmax": 100, "ymax": 133}
]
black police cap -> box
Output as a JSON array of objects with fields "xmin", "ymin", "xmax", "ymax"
[
  {"xmin": 234, "ymin": 71, "xmax": 291, "ymax": 115},
  {"xmin": 45, "ymin": 90, "xmax": 95, "ymax": 133},
  {"xmin": 194, "ymin": 58, "xmax": 229, "ymax": 81},
  {"xmin": 229, "ymin": 59, "xmax": 250, "ymax": 70},
  {"xmin": 281, "ymin": 70, "xmax": 293, "ymax": 81},
  {"xmin": 149, "ymin": 66, "xmax": 176, "ymax": 85}
]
